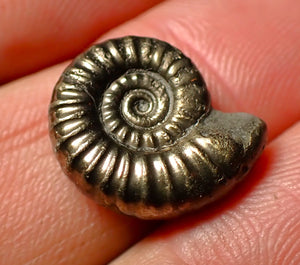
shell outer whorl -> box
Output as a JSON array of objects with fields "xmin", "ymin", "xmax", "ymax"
[{"xmin": 49, "ymin": 36, "xmax": 267, "ymax": 219}]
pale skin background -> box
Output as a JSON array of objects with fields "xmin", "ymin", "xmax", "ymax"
[{"xmin": 0, "ymin": 0, "xmax": 300, "ymax": 264}]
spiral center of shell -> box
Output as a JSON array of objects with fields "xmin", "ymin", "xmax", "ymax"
[
  {"xmin": 135, "ymin": 99, "xmax": 150, "ymax": 113},
  {"xmin": 100, "ymin": 70, "xmax": 175, "ymax": 152},
  {"xmin": 121, "ymin": 88, "xmax": 160, "ymax": 127}
]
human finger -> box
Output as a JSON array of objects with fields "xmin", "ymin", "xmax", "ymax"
[
  {"xmin": 0, "ymin": 0, "xmax": 163, "ymax": 84},
  {"xmin": 1, "ymin": 0, "xmax": 299, "ymax": 264}
]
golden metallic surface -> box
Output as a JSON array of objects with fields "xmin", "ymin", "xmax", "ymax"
[{"xmin": 49, "ymin": 36, "xmax": 267, "ymax": 219}]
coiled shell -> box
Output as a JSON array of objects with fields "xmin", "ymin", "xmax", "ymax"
[{"xmin": 49, "ymin": 36, "xmax": 267, "ymax": 219}]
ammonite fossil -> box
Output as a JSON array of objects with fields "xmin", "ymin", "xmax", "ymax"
[{"xmin": 49, "ymin": 36, "xmax": 267, "ymax": 219}]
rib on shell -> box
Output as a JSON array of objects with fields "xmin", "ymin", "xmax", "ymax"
[{"xmin": 49, "ymin": 36, "xmax": 267, "ymax": 219}]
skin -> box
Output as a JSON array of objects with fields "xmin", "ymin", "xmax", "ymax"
[{"xmin": 0, "ymin": 0, "xmax": 300, "ymax": 264}]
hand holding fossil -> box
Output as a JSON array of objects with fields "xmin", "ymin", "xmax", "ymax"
[{"xmin": 0, "ymin": 1, "xmax": 299, "ymax": 264}]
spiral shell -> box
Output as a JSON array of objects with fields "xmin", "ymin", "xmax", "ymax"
[{"xmin": 49, "ymin": 36, "xmax": 267, "ymax": 219}]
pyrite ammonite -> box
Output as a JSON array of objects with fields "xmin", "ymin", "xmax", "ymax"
[{"xmin": 49, "ymin": 36, "xmax": 267, "ymax": 219}]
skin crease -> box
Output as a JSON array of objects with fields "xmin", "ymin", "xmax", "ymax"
[{"xmin": 0, "ymin": 0, "xmax": 299, "ymax": 264}]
